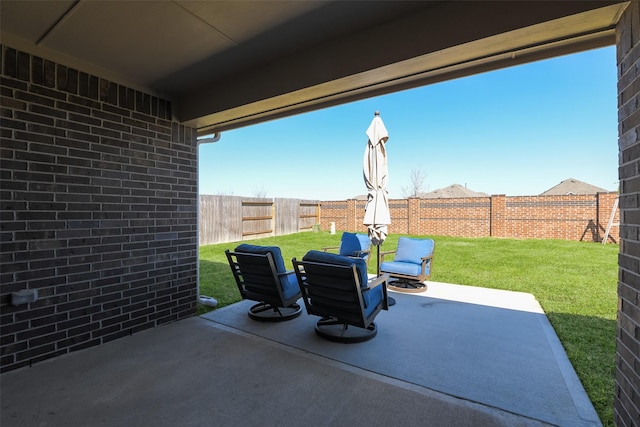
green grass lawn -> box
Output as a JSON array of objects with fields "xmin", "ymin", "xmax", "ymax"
[{"xmin": 199, "ymin": 232, "xmax": 619, "ymax": 425}]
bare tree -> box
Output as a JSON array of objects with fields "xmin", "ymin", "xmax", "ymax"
[
  {"xmin": 253, "ymin": 186, "xmax": 268, "ymax": 198},
  {"xmin": 401, "ymin": 168, "xmax": 428, "ymax": 198}
]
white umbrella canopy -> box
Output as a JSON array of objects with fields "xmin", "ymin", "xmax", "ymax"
[{"xmin": 363, "ymin": 111, "xmax": 391, "ymax": 247}]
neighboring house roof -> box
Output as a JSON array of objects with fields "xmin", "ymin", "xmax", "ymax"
[
  {"xmin": 540, "ymin": 178, "xmax": 609, "ymax": 196},
  {"xmin": 352, "ymin": 179, "xmax": 610, "ymax": 199},
  {"xmin": 419, "ymin": 184, "xmax": 489, "ymax": 199}
]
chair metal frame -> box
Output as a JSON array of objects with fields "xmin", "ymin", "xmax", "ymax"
[
  {"xmin": 293, "ymin": 256, "xmax": 389, "ymax": 343},
  {"xmin": 379, "ymin": 239, "xmax": 435, "ymax": 293},
  {"xmin": 321, "ymin": 232, "xmax": 372, "ymax": 267},
  {"xmin": 225, "ymin": 249, "xmax": 302, "ymax": 321}
]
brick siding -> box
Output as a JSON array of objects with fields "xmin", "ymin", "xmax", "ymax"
[
  {"xmin": 0, "ymin": 45, "xmax": 198, "ymax": 372},
  {"xmin": 320, "ymin": 192, "xmax": 619, "ymax": 242},
  {"xmin": 615, "ymin": 3, "xmax": 640, "ymax": 425}
]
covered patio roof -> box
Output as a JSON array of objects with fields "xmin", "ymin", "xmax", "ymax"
[{"xmin": 0, "ymin": 1, "xmax": 627, "ymax": 135}]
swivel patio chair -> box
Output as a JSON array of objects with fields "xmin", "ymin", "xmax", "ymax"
[
  {"xmin": 321, "ymin": 232, "xmax": 372, "ymax": 267},
  {"xmin": 225, "ymin": 244, "xmax": 301, "ymax": 321},
  {"xmin": 379, "ymin": 237, "xmax": 435, "ymax": 293},
  {"xmin": 292, "ymin": 250, "xmax": 389, "ymax": 343}
]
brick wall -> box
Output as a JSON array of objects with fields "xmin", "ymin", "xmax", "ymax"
[
  {"xmin": 320, "ymin": 192, "xmax": 619, "ymax": 242},
  {"xmin": 0, "ymin": 45, "xmax": 198, "ymax": 373},
  {"xmin": 423, "ymin": 197, "xmax": 492, "ymax": 238},
  {"xmin": 615, "ymin": 3, "xmax": 640, "ymax": 425},
  {"xmin": 505, "ymin": 194, "xmax": 617, "ymax": 241}
]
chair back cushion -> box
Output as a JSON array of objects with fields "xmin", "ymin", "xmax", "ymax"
[
  {"xmin": 394, "ymin": 237, "xmax": 434, "ymax": 265},
  {"xmin": 300, "ymin": 250, "xmax": 376, "ymax": 320},
  {"xmin": 234, "ymin": 244, "xmax": 300, "ymax": 299},
  {"xmin": 339, "ymin": 232, "xmax": 370, "ymax": 257},
  {"xmin": 303, "ymin": 250, "xmax": 368, "ymax": 287},
  {"xmin": 235, "ymin": 244, "xmax": 286, "ymax": 273}
]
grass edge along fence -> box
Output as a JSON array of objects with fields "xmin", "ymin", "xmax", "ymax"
[{"xmin": 199, "ymin": 232, "xmax": 619, "ymax": 426}]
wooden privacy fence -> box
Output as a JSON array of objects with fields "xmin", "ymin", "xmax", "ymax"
[{"xmin": 199, "ymin": 195, "xmax": 320, "ymax": 245}]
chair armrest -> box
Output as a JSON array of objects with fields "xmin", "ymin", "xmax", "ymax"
[
  {"xmin": 420, "ymin": 254, "xmax": 434, "ymax": 276},
  {"xmin": 277, "ymin": 270, "xmax": 296, "ymax": 278},
  {"xmin": 321, "ymin": 246, "xmax": 340, "ymax": 252},
  {"xmin": 378, "ymin": 250, "xmax": 396, "ymax": 263},
  {"xmin": 364, "ymin": 273, "xmax": 390, "ymax": 290},
  {"xmin": 363, "ymin": 273, "xmax": 389, "ymax": 311},
  {"xmin": 357, "ymin": 249, "xmax": 372, "ymax": 266},
  {"xmin": 353, "ymin": 248, "xmax": 371, "ymax": 257}
]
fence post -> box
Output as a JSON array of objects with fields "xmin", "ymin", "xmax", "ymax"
[
  {"xmin": 347, "ymin": 199, "xmax": 357, "ymax": 231},
  {"xmin": 490, "ymin": 194, "xmax": 506, "ymax": 237},
  {"xmin": 408, "ymin": 197, "xmax": 420, "ymax": 235},
  {"xmin": 598, "ymin": 192, "xmax": 620, "ymax": 243}
]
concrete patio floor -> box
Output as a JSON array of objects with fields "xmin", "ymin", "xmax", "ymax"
[{"xmin": 1, "ymin": 282, "xmax": 601, "ymax": 426}]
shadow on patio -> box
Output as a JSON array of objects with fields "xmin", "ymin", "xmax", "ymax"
[{"xmin": 1, "ymin": 282, "xmax": 601, "ymax": 427}]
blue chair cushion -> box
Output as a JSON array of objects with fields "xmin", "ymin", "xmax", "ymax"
[
  {"xmin": 355, "ymin": 234, "xmax": 371, "ymax": 262},
  {"xmin": 355, "ymin": 233, "xmax": 371, "ymax": 250},
  {"xmin": 280, "ymin": 271, "xmax": 300, "ymax": 300},
  {"xmin": 380, "ymin": 261, "xmax": 429, "ymax": 277},
  {"xmin": 394, "ymin": 237, "xmax": 434, "ymax": 265},
  {"xmin": 363, "ymin": 282, "xmax": 384, "ymax": 318},
  {"xmin": 339, "ymin": 232, "xmax": 369, "ymax": 258},
  {"xmin": 302, "ymin": 250, "xmax": 369, "ymax": 290},
  {"xmin": 235, "ymin": 244, "xmax": 286, "ymax": 273},
  {"xmin": 234, "ymin": 244, "xmax": 298, "ymax": 296},
  {"xmin": 303, "ymin": 250, "xmax": 374, "ymax": 308}
]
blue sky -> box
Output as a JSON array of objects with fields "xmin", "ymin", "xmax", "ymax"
[{"xmin": 199, "ymin": 46, "xmax": 618, "ymax": 200}]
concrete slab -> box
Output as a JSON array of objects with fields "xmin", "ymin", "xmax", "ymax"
[
  {"xmin": 202, "ymin": 282, "xmax": 601, "ymax": 427},
  {"xmin": 2, "ymin": 318, "xmax": 544, "ymax": 427},
  {"xmin": 1, "ymin": 282, "xmax": 601, "ymax": 427}
]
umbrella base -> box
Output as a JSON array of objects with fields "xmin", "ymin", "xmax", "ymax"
[{"xmin": 387, "ymin": 279, "xmax": 427, "ymax": 294}]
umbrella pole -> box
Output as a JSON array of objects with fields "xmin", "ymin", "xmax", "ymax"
[{"xmin": 377, "ymin": 244, "xmax": 395, "ymax": 306}]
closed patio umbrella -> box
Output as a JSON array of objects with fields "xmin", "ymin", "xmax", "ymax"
[{"xmin": 363, "ymin": 111, "xmax": 392, "ymax": 298}]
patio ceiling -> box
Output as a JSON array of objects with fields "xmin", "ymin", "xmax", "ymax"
[{"xmin": 0, "ymin": 1, "xmax": 628, "ymax": 136}]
